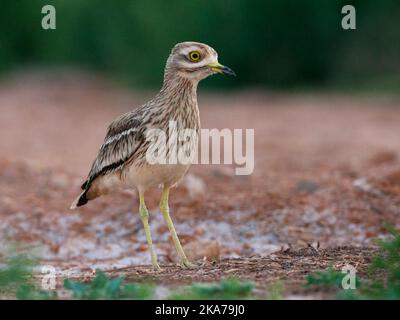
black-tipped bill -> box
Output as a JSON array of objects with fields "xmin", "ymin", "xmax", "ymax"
[{"xmin": 209, "ymin": 63, "xmax": 236, "ymax": 76}]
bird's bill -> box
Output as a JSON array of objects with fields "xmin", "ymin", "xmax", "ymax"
[{"xmin": 208, "ymin": 62, "xmax": 236, "ymax": 76}]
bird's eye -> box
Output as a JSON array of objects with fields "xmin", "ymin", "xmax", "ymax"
[{"xmin": 188, "ymin": 51, "xmax": 201, "ymax": 62}]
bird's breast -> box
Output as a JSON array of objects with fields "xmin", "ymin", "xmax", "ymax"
[{"xmin": 123, "ymin": 162, "xmax": 190, "ymax": 192}]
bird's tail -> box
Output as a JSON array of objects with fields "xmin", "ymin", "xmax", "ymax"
[{"xmin": 70, "ymin": 190, "xmax": 89, "ymax": 210}]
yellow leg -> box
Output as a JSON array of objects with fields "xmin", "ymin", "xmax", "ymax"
[
  {"xmin": 160, "ymin": 186, "xmax": 193, "ymax": 268},
  {"xmin": 139, "ymin": 192, "xmax": 161, "ymax": 271}
]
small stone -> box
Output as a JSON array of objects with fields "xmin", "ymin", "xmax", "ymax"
[
  {"xmin": 184, "ymin": 240, "xmax": 220, "ymax": 262},
  {"xmin": 295, "ymin": 180, "xmax": 319, "ymax": 193}
]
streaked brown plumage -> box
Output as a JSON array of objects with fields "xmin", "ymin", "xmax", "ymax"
[{"xmin": 70, "ymin": 42, "xmax": 235, "ymax": 270}]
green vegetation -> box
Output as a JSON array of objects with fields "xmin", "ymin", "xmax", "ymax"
[
  {"xmin": 0, "ymin": 253, "xmax": 55, "ymax": 299},
  {"xmin": 168, "ymin": 278, "xmax": 255, "ymax": 300},
  {"xmin": 16, "ymin": 284, "xmax": 57, "ymax": 300},
  {"xmin": 1, "ymin": 0, "xmax": 399, "ymax": 90},
  {"xmin": 306, "ymin": 226, "xmax": 400, "ymax": 299},
  {"xmin": 0, "ymin": 255, "xmax": 256, "ymax": 299},
  {"xmin": 307, "ymin": 267, "xmax": 351, "ymax": 288},
  {"xmin": 0, "ymin": 254, "xmax": 35, "ymax": 290},
  {"xmin": 64, "ymin": 271, "xmax": 154, "ymax": 299},
  {"xmin": 1, "ymin": 226, "xmax": 399, "ymax": 300}
]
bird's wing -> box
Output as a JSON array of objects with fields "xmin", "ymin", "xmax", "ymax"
[{"xmin": 81, "ymin": 110, "xmax": 147, "ymax": 190}]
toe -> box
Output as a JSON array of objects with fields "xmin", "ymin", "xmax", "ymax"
[
  {"xmin": 180, "ymin": 259, "xmax": 195, "ymax": 269},
  {"xmin": 153, "ymin": 263, "xmax": 162, "ymax": 272}
]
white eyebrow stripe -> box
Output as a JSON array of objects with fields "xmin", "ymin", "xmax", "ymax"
[
  {"xmin": 180, "ymin": 46, "xmax": 203, "ymax": 55},
  {"xmin": 103, "ymin": 127, "xmax": 139, "ymax": 147}
]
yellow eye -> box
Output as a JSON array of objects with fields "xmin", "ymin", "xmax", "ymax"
[{"xmin": 188, "ymin": 51, "xmax": 201, "ymax": 61}]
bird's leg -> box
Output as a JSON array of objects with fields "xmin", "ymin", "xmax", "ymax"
[
  {"xmin": 139, "ymin": 192, "xmax": 161, "ymax": 271},
  {"xmin": 159, "ymin": 186, "xmax": 193, "ymax": 268}
]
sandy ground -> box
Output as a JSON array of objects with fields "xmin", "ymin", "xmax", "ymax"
[{"xmin": 0, "ymin": 72, "xmax": 400, "ymax": 297}]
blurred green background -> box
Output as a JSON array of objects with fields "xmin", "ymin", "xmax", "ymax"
[{"xmin": 0, "ymin": 0, "xmax": 399, "ymax": 90}]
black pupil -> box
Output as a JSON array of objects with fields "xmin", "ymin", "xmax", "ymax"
[{"xmin": 192, "ymin": 53, "xmax": 198, "ymax": 59}]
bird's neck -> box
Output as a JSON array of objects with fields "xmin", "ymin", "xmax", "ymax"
[
  {"xmin": 159, "ymin": 71, "xmax": 198, "ymax": 101},
  {"xmin": 155, "ymin": 71, "xmax": 200, "ymax": 129},
  {"xmin": 155, "ymin": 71, "xmax": 199, "ymax": 112}
]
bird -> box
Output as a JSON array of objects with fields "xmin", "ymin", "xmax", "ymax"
[{"xmin": 70, "ymin": 42, "xmax": 235, "ymax": 270}]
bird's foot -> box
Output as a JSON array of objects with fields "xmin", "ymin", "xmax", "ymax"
[
  {"xmin": 179, "ymin": 258, "xmax": 195, "ymax": 269},
  {"xmin": 152, "ymin": 262, "xmax": 162, "ymax": 272}
]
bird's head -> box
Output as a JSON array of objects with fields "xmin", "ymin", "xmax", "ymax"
[{"xmin": 164, "ymin": 42, "xmax": 235, "ymax": 82}]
